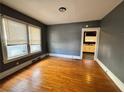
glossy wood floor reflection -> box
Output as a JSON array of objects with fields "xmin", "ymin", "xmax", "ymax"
[{"xmin": 0, "ymin": 57, "xmax": 120, "ymax": 92}]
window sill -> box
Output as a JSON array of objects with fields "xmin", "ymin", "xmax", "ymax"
[{"xmin": 4, "ymin": 51, "xmax": 42, "ymax": 64}]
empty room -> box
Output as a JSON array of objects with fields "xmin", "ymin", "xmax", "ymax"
[{"xmin": 0, "ymin": 0, "xmax": 124, "ymax": 92}]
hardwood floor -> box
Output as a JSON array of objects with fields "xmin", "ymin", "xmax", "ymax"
[
  {"xmin": 0, "ymin": 57, "xmax": 120, "ymax": 92},
  {"xmin": 83, "ymin": 52, "xmax": 94, "ymax": 60}
]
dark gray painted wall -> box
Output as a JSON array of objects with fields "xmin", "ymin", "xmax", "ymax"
[
  {"xmin": 48, "ymin": 21, "xmax": 100, "ymax": 56},
  {"xmin": 0, "ymin": 4, "xmax": 48, "ymax": 72},
  {"xmin": 98, "ymin": 1, "xmax": 124, "ymax": 83}
]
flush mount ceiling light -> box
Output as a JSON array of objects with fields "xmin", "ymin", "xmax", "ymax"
[{"xmin": 59, "ymin": 7, "xmax": 67, "ymax": 12}]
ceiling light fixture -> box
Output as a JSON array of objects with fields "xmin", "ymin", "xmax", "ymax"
[{"xmin": 59, "ymin": 7, "xmax": 67, "ymax": 12}]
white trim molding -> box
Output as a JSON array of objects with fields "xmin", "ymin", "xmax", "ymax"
[
  {"xmin": 0, "ymin": 60, "xmax": 32, "ymax": 80},
  {"xmin": 81, "ymin": 27, "xmax": 100, "ymax": 60},
  {"xmin": 95, "ymin": 58, "xmax": 124, "ymax": 92},
  {"xmin": 0, "ymin": 54, "xmax": 48, "ymax": 80},
  {"xmin": 49, "ymin": 53, "xmax": 81, "ymax": 59}
]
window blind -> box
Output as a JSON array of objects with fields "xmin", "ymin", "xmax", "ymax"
[
  {"xmin": 3, "ymin": 18, "xmax": 27, "ymax": 45},
  {"xmin": 29, "ymin": 26, "xmax": 41, "ymax": 45}
]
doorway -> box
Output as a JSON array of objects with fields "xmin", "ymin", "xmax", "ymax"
[
  {"xmin": 83, "ymin": 31, "xmax": 96, "ymax": 60},
  {"xmin": 80, "ymin": 28, "xmax": 100, "ymax": 60}
]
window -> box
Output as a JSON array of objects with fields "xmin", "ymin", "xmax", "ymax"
[
  {"xmin": 85, "ymin": 36, "xmax": 96, "ymax": 42},
  {"xmin": 28, "ymin": 26, "xmax": 41, "ymax": 53},
  {"xmin": 84, "ymin": 31, "xmax": 96, "ymax": 44},
  {"xmin": 2, "ymin": 18, "xmax": 28, "ymax": 60},
  {"xmin": 2, "ymin": 17, "xmax": 42, "ymax": 62}
]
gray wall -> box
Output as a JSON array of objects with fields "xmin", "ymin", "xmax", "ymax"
[
  {"xmin": 0, "ymin": 4, "xmax": 48, "ymax": 72},
  {"xmin": 98, "ymin": 1, "xmax": 124, "ymax": 83},
  {"xmin": 48, "ymin": 21, "xmax": 100, "ymax": 56}
]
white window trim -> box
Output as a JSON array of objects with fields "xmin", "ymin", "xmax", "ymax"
[{"xmin": 1, "ymin": 15, "xmax": 42, "ymax": 64}]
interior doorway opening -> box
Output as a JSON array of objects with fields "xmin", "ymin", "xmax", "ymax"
[
  {"xmin": 83, "ymin": 31, "xmax": 96, "ymax": 60},
  {"xmin": 80, "ymin": 28, "xmax": 100, "ymax": 60}
]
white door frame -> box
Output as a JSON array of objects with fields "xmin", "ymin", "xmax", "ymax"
[{"xmin": 80, "ymin": 27, "xmax": 100, "ymax": 59}]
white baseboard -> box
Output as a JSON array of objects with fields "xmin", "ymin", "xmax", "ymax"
[
  {"xmin": 95, "ymin": 58, "xmax": 124, "ymax": 92},
  {"xmin": 0, "ymin": 54, "xmax": 47, "ymax": 80},
  {"xmin": 49, "ymin": 53, "xmax": 81, "ymax": 59},
  {"xmin": 40, "ymin": 54, "xmax": 48, "ymax": 59}
]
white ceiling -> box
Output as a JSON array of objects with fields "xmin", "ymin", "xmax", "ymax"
[{"xmin": 1, "ymin": 0, "xmax": 123, "ymax": 25}]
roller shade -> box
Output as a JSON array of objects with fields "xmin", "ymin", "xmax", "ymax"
[
  {"xmin": 3, "ymin": 18, "xmax": 27, "ymax": 45},
  {"xmin": 29, "ymin": 26, "xmax": 41, "ymax": 45}
]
